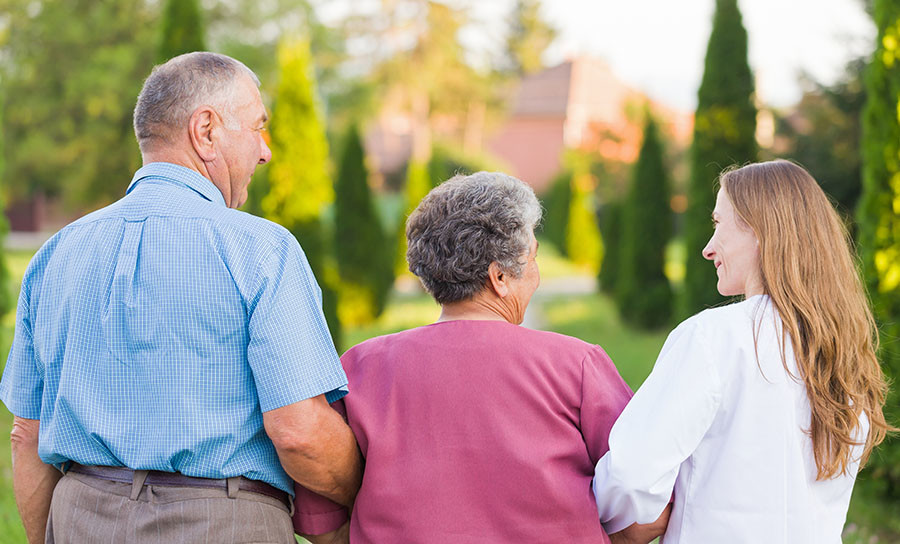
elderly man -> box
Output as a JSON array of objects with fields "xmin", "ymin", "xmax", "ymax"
[{"xmin": 0, "ymin": 52, "xmax": 360, "ymax": 543}]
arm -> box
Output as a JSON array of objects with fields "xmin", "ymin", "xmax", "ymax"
[
  {"xmin": 10, "ymin": 417, "xmax": 60, "ymax": 544},
  {"xmin": 593, "ymin": 319, "xmax": 722, "ymax": 533},
  {"xmin": 264, "ymin": 394, "xmax": 362, "ymax": 507},
  {"xmin": 608, "ymin": 504, "xmax": 672, "ymax": 544}
]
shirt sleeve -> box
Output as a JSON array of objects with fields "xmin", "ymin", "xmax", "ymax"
[
  {"xmin": 0, "ymin": 270, "xmax": 43, "ymax": 419},
  {"xmin": 592, "ymin": 317, "xmax": 722, "ymax": 533},
  {"xmin": 291, "ymin": 398, "xmax": 350, "ymax": 535},
  {"xmin": 580, "ymin": 346, "xmax": 634, "ymax": 464},
  {"xmin": 247, "ymin": 236, "xmax": 348, "ymax": 412}
]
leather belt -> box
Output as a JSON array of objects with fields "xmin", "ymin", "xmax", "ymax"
[{"xmin": 68, "ymin": 463, "xmax": 290, "ymax": 509}]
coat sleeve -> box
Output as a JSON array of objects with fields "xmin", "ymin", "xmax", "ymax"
[{"xmin": 592, "ymin": 318, "xmax": 722, "ymax": 533}]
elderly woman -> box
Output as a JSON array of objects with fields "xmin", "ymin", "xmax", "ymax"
[{"xmin": 293, "ymin": 172, "xmax": 668, "ymax": 543}]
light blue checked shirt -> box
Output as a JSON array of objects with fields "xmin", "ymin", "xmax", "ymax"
[{"xmin": 0, "ymin": 162, "xmax": 348, "ymax": 495}]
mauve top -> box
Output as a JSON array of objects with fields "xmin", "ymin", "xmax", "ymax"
[{"xmin": 293, "ymin": 320, "xmax": 632, "ymax": 543}]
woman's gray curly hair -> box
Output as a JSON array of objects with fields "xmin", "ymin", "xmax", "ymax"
[{"xmin": 406, "ymin": 171, "xmax": 542, "ymax": 304}]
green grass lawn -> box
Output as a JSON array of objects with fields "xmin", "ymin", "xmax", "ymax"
[{"xmin": 1, "ymin": 246, "xmax": 898, "ymax": 542}]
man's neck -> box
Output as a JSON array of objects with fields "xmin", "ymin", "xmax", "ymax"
[{"xmin": 142, "ymin": 148, "xmax": 207, "ymax": 178}]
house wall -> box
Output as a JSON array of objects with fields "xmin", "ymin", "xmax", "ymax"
[{"xmin": 488, "ymin": 116, "xmax": 566, "ymax": 194}]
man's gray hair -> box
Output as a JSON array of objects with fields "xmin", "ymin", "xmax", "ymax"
[
  {"xmin": 406, "ymin": 171, "xmax": 542, "ymax": 304},
  {"xmin": 133, "ymin": 52, "xmax": 259, "ymax": 151}
]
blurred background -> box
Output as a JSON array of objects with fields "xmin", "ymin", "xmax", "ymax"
[{"xmin": 0, "ymin": 0, "xmax": 898, "ymax": 541}]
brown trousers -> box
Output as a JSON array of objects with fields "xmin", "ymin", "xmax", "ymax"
[{"xmin": 45, "ymin": 471, "xmax": 295, "ymax": 544}]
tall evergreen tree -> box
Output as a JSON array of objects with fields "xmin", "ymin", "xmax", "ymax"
[
  {"xmin": 334, "ymin": 123, "xmax": 394, "ymax": 323},
  {"xmin": 539, "ymin": 170, "xmax": 573, "ymax": 257},
  {"xmin": 396, "ymin": 161, "xmax": 432, "ymax": 275},
  {"xmin": 158, "ymin": 0, "xmax": 206, "ymax": 62},
  {"xmin": 262, "ymin": 37, "xmax": 342, "ymax": 349},
  {"xmin": 505, "ymin": 0, "xmax": 557, "ymax": 76},
  {"xmin": 858, "ymin": 0, "xmax": 900, "ymax": 495},
  {"xmin": 598, "ymin": 201, "xmax": 623, "ymax": 295},
  {"xmin": 565, "ymin": 167, "xmax": 603, "ymax": 272},
  {"xmin": 616, "ymin": 117, "xmax": 673, "ymax": 328},
  {"xmin": 683, "ymin": 0, "xmax": 757, "ymax": 317}
]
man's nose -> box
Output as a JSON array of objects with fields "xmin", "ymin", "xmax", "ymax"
[{"xmin": 259, "ymin": 137, "xmax": 272, "ymax": 165}]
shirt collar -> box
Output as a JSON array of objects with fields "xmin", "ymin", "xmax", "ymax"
[{"xmin": 127, "ymin": 162, "xmax": 227, "ymax": 208}]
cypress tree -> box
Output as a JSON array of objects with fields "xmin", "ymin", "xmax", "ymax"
[
  {"xmin": 565, "ymin": 168, "xmax": 603, "ymax": 272},
  {"xmin": 262, "ymin": 37, "xmax": 342, "ymax": 349},
  {"xmin": 158, "ymin": 0, "xmax": 206, "ymax": 62},
  {"xmin": 616, "ymin": 117, "xmax": 673, "ymax": 328},
  {"xmin": 683, "ymin": 0, "xmax": 757, "ymax": 317},
  {"xmin": 396, "ymin": 160, "xmax": 432, "ymax": 275},
  {"xmin": 858, "ymin": 0, "xmax": 900, "ymax": 495},
  {"xmin": 334, "ymin": 123, "xmax": 394, "ymax": 323},
  {"xmin": 539, "ymin": 170, "xmax": 572, "ymax": 257},
  {"xmin": 598, "ymin": 201, "xmax": 623, "ymax": 295}
]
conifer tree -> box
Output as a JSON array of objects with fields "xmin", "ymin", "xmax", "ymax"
[
  {"xmin": 396, "ymin": 161, "xmax": 432, "ymax": 275},
  {"xmin": 598, "ymin": 201, "xmax": 623, "ymax": 295},
  {"xmin": 262, "ymin": 37, "xmax": 341, "ymax": 349},
  {"xmin": 683, "ymin": 0, "xmax": 757, "ymax": 316},
  {"xmin": 540, "ymin": 170, "xmax": 572, "ymax": 257},
  {"xmin": 565, "ymin": 167, "xmax": 603, "ymax": 272},
  {"xmin": 616, "ymin": 117, "xmax": 672, "ymax": 328},
  {"xmin": 334, "ymin": 123, "xmax": 394, "ymax": 323},
  {"xmin": 858, "ymin": 0, "xmax": 900, "ymax": 494},
  {"xmin": 158, "ymin": 0, "xmax": 206, "ymax": 62}
]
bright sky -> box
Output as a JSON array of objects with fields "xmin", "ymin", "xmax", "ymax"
[
  {"xmin": 319, "ymin": 0, "xmax": 875, "ymax": 112},
  {"xmin": 471, "ymin": 0, "xmax": 874, "ymax": 112}
]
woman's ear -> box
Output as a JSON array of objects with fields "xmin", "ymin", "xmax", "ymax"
[
  {"xmin": 487, "ymin": 261, "xmax": 509, "ymax": 298},
  {"xmin": 189, "ymin": 106, "xmax": 218, "ymax": 162}
]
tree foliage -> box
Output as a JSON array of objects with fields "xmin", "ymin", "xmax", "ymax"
[
  {"xmin": 262, "ymin": 36, "xmax": 341, "ymax": 349},
  {"xmin": 774, "ymin": 60, "xmax": 865, "ymax": 218},
  {"xmin": 396, "ymin": 160, "xmax": 432, "ymax": 275},
  {"xmin": 565, "ymin": 165, "xmax": 603, "ymax": 272},
  {"xmin": 858, "ymin": 0, "xmax": 900, "ymax": 495},
  {"xmin": 539, "ymin": 170, "xmax": 573, "ymax": 257},
  {"xmin": 158, "ymin": 0, "xmax": 205, "ymax": 63},
  {"xmin": 1, "ymin": 0, "xmax": 154, "ymax": 208},
  {"xmin": 615, "ymin": 117, "xmax": 673, "ymax": 328},
  {"xmin": 505, "ymin": 0, "xmax": 557, "ymax": 76},
  {"xmin": 334, "ymin": 123, "xmax": 394, "ymax": 324},
  {"xmin": 597, "ymin": 200, "xmax": 623, "ymax": 295},
  {"xmin": 683, "ymin": 0, "xmax": 757, "ymax": 317}
]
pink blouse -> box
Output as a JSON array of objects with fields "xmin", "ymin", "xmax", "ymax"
[{"xmin": 294, "ymin": 320, "xmax": 632, "ymax": 543}]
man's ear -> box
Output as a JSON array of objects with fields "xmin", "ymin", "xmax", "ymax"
[
  {"xmin": 487, "ymin": 261, "xmax": 509, "ymax": 298},
  {"xmin": 189, "ymin": 106, "xmax": 218, "ymax": 162}
]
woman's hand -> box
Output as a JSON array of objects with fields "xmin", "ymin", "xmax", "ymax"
[{"xmin": 608, "ymin": 504, "xmax": 672, "ymax": 544}]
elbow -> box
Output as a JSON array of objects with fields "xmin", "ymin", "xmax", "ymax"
[
  {"xmin": 269, "ymin": 430, "xmax": 318, "ymax": 459},
  {"xmin": 10, "ymin": 417, "xmax": 40, "ymax": 457},
  {"xmin": 264, "ymin": 406, "xmax": 326, "ymax": 458}
]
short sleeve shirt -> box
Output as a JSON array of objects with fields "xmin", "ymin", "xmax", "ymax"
[{"xmin": 0, "ymin": 162, "xmax": 348, "ymax": 494}]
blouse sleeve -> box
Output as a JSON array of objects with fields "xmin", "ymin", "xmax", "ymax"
[{"xmin": 592, "ymin": 317, "xmax": 722, "ymax": 533}]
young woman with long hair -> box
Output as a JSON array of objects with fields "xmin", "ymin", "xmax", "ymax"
[{"xmin": 592, "ymin": 160, "xmax": 893, "ymax": 542}]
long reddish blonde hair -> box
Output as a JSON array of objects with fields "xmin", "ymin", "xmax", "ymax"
[{"xmin": 720, "ymin": 160, "xmax": 893, "ymax": 480}]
